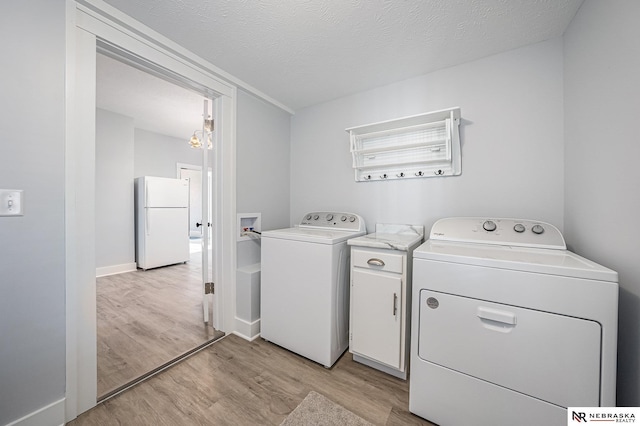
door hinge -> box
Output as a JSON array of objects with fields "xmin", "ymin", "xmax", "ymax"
[{"xmin": 205, "ymin": 282, "xmax": 215, "ymax": 294}]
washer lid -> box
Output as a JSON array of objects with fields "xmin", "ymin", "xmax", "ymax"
[
  {"xmin": 262, "ymin": 227, "xmax": 365, "ymax": 244},
  {"xmin": 414, "ymin": 240, "xmax": 618, "ymax": 282}
]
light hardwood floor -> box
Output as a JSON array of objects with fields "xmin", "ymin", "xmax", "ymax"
[
  {"xmin": 97, "ymin": 246, "xmax": 223, "ymax": 398},
  {"xmin": 69, "ymin": 334, "xmax": 435, "ymax": 425}
]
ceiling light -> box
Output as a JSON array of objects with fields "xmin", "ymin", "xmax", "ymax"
[
  {"xmin": 188, "ymin": 130, "xmax": 212, "ymax": 149},
  {"xmin": 189, "ymin": 132, "xmax": 202, "ymax": 148},
  {"xmin": 189, "ymin": 116, "xmax": 214, "ymax": 149}
]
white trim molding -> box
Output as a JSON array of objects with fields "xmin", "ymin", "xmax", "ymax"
[
  {"xmin": 6, "ymin": 398, "xmax": 65, "ymax": 426},
  {"xmin": 233, "ymin": 318, "xmax": 261, "ymax": 342},
  {"xmin": 65, "ymin": 21, "xmax": 98, "ymax": 421},
  {"xmin": 96, "ymin": 262, "xmax": 137, "ymax": 278}
]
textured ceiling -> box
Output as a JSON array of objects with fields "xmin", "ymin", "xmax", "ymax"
[
  {"xmin": 100, "ymin": 0, "xmax": 583, "ymax": 111},
  {"xmin": 96, "ymin": 53, "xmax": 209, "ymax": 140}
]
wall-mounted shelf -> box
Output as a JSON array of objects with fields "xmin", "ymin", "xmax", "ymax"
[{"xmin": 346, "ymin": 107, "xmax": 461, "ymax": 182}]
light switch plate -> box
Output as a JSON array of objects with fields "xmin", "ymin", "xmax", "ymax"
[{"xmin": 0, "ymin": 190, "xmax": 24, "ymax": 216}]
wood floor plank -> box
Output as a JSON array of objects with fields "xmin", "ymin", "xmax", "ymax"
[
  {"xmin": 97, "ymin": 249, "xmax": 223, "ymax": 398},
  {"xmin": 70, "ymin": 335, "xmax": 436, "ymax": 426}
]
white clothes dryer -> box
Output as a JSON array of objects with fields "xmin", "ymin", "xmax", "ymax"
[
  {"xmin": 261, "ymin": 212, "xmax": 366, "ymax": 368},
  {"xmin": 410, "ymin": 217, "xmax": 618, "ymax": 426}
]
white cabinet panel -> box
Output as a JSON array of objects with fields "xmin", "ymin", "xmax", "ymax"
[
  {"xmin": 351, "ymin": 268, "xmax": 402, "ymax": 369},
  {"xmin": 352, "ymin": 248, "xmax": 404, "ymax": 273}
]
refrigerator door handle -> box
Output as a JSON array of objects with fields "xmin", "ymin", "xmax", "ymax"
[{"xmin": 146, "ymin": 208, "xmax": 150, "ymax": 236}]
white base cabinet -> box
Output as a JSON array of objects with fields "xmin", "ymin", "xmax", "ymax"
[{"xmin": 349, "ymin": 246, "xmax": 412, "ymax": 379}]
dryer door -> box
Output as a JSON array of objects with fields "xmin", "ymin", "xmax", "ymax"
[{"xmin": 418, "ymin": 290, "xmax": 601, "ymax": 407}]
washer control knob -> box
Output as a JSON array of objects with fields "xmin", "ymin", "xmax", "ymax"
[
  {"xmin": 349, "ymin": 216, "xmax": 356, "ymax": 223},
  {"xmin": 306, "ymin": 214, "xmax": 312, "ymax": 220},
  {"xmin": 313, "ymin": 215, "xmax": 319, "ymax": 220},
  {"xmin": 483, "ymin": 220, "xmax": 497, "ymax": 232},
  {"xmin": 341, "ymin": 215, "xmax": 347, "ymax": 222},
  {"xmin": 326, "ymin": 214, "xmax": 334, "ymax": 221},
  {"xmin": 532, "ymin": 224, "xmax": 545, "ymax": 235},
  {"xmin": 514, "ymin": 223, "xmax": 526, "ymax": 233}
]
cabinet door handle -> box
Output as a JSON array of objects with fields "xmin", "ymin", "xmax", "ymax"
[
  {"xmin": 393, "ymin": 293, "xmax": 398, "ymax": 316},
  {"xmin": 367, "ymin": 258, "xmax": 385, "ymax": 267}
]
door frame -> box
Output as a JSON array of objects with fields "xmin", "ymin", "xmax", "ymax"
[
  {"xmin": 65, "ymin": 0, "xmax": 238, "ymax": 420},
  {"xmin": 177, "ymin": 163, "xmax": 213, "ymax": 238}
]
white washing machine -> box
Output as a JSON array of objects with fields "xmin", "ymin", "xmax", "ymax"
[
  {"xmin": 409, "ymin": 217, "xmax": 618, "ymax": 426},
  {"xmin": 261, "ymin": 211, "xmax": 366, "ymax": 368}
]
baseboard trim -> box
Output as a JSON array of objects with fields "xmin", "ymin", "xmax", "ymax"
[
  {"xmin": 233, "ymin": 317, "xmax": 261, "ymax": 341},
  {"xmin": 96, "ymin": 262, "xmax": 137, "ymax": 278},
  {"xmin": 6, "ymin": 397, "xmax": 65, "ymax": 426},
  {"xmin": 353, "ymin": 354, "xmax": 407, "ymax": 380}
]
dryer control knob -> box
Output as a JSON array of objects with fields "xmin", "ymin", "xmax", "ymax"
[
  {"xmin": 483, "ymin": 220, "xmax": 497, "ymax": 232},
  {"xmin": 532, "ymin": 224, "xmax": 545, "ymax": 235},
  {"xmin": 341, "ymin": 215, "xmax": 347, "ymax": 222},
  {"xmin": 313, "ymin": 215, "xmax": 319, "ymax": 220},
  {"xmin": 326, "ymin": 214, "xmax": 334, "ymax": 221},
  {"xmin": 349, "ymin": 216, "xmax": 356, "ymax": 223},
  {"xmin": 514, "ymin": 224, "xmax": 525, "ymax": 233},
  {"xmin": 306, "ymin": 214, "xmax": 312, "ymax": 220}
]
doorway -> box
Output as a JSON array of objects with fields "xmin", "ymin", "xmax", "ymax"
[
  {"xmin": 177, "ymin": 163, "xmax": 212, "ymax": 238},
  {"xmin": 94, "ymin": 55, "xmax": 223, "ymax": 400},
  {"xmin": 67, "ymin": 6, "xmax": 238, "ymax": 418}
]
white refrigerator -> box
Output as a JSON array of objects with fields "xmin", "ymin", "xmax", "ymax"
[{"xmin": 135, "ymin": 176, "xmax": 190, "ymax": 270}]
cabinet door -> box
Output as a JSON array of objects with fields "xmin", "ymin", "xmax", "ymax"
[{"xmin": 351, "ymin": 268, "xmax": 402, "ymax": 368}]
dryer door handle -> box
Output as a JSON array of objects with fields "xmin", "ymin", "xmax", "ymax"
[{"xmin": 477, "ymin": 307, "xmax": 517, "ymax": 325}]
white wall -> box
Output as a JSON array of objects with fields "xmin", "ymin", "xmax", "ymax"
[
  {"xmin": 134, "ymin": 128, "xmax": 203, "ymax": 178},
  {"xmin": 95, "ymin": 109, "xmax": 135, "ymax": 269},
  {"xmin": 0, "ymin": 1, "xmax": 66, "ymax": 424},
  {"xmin": 236, "ymin": 89, "xmax": 292, "ymax": 267},
  {"xmin": 95, "ymin": 117, "xmax": 205, "ymax": 271},
  {"xmin": 135, "ymin": 128, "xmax": 213, "ymax": 242},
  {"xmin": 290, "ymin": 39, "xmax": 565, "ymax": 233},
  {"xmin": 564, "ymin": 0, "xmax": 640, "ymax": 406}
]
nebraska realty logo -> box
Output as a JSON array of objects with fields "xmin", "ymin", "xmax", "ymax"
[{"xmin": 568, "ymin": 407, "xmax": 639, "ymax": 423}]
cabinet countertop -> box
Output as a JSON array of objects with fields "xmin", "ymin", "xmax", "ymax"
[{"xmin": 348, "ymin": 224, "xmax": 424, "ymax": 251}]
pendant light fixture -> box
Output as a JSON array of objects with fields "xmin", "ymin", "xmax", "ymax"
[{"xmin": 188, "ymin": 116, "xmax": 214, "ymax": 149}]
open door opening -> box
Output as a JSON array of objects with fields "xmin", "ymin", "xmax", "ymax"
[
  {"xmin": 178, "ymin": 163, "xmax": 214, "ymax": 322},
  {"xmin": 67, "ymin": 6, "xmax": 238, "ymax": 418},
  {"xmin": 94, "ymin": 55, "xmax": 224, "ymax": 402},
  {"xmin": 197, "ymin": 98, "xmax": 215, "ymax": 325}
]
